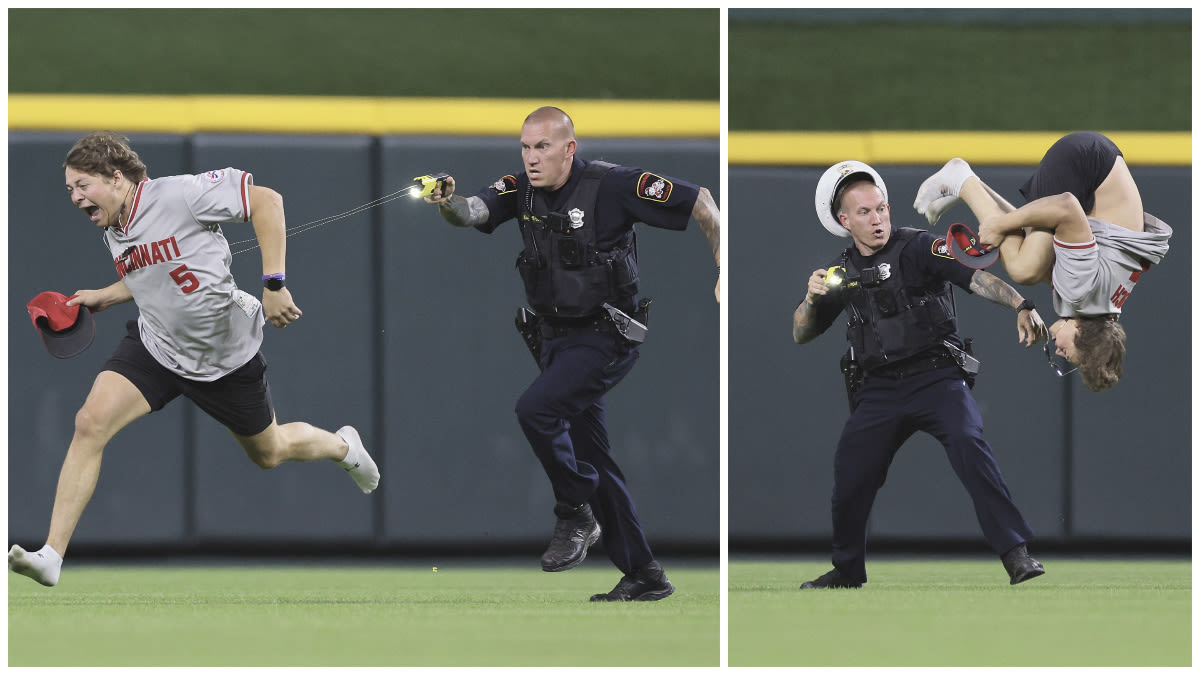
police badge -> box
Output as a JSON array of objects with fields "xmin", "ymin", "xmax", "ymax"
[{"xmin": 568, "ymin": 208, "xmax": 584, "ymax": 229}]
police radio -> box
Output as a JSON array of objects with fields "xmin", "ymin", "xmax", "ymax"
[{"xmin": 411, "ymin": 172, "xmax": 451, "ymax": 199}]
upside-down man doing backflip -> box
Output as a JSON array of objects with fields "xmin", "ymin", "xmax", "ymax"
[{"xmin": 913, "ymin": 131, "xmax": 1171, "ymax": 392}]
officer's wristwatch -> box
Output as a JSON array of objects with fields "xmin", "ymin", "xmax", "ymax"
[
  {"xmin": 1016, "ymin": 298, "xmax": 1035, "ymax": 312},
  {"xmin": 263, "ymin": 274, "xmax": 286, "ymax": 291}
]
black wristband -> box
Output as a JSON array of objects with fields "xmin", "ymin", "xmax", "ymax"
[
  {"xmin": 263, "ymin": 274, "xmax": 286, "ymax": 291},
  {"xmin": 1017, "ymin": 298, "xmax": 1035, "ymax": 312}
]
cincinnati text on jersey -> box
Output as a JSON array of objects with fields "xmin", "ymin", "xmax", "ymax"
[{"xmin": 114, "ymin": 236, "xmax": 183, "ymax": 278}]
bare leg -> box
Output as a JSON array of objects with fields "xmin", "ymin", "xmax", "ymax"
[
  {"xmin": 959, "ymin": 177, "xmax": 1055, "ymax": 286},
  {"xmin": 48, "ymin": 371, "xmax": 152, "ymax": 555},
  {"xmin": 235, "ymin": 421, "xmax": 379, "ymax": 493},
  {"xmin": 1091, "ymin": 156, "xmax": 1144, "ymax": 232},
  {"xmin": 12, "ymin": 371, "xmax": 153, "ymax": 586},
  {"xmin": 235, "ymin": 420, "xmax": 347, "ymax": 467}
]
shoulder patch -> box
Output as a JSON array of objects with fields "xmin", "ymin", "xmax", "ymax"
[
  {"xmin": 204, "ymin": 169, "xmax": 226, "ymax": 184},
  {"xmin": 932, "ymin": 237, "xmax": 954, "ymax": 259},
  {"xmin": 491, "ymin": 175, "xmax": 517, "ymax": 195},
  {"xmin": 636, "ymin": 172, "xmax": 673, "ymax": 203}
]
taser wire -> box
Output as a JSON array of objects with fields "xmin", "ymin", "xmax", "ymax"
[{"xmin": 228, "ymin": 186, "xmax": 414, "ymax": 256}]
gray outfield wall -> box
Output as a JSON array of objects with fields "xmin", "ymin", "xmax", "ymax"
[
  {"xmin": 8, "ymin": 132, "xmax": 719, "ymax": 553},
  {"xmin": 730, "ymin": 163, "xmax": 1190, "ymax": 549}
]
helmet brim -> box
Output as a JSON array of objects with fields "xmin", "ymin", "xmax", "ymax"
[{"xmin": 814, "ymin": 161, "xmax": 889, "ymax": 238}]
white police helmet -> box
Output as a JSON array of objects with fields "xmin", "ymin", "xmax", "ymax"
[{"xmin": 814, "ymin": 160, "xmax": 889, "ymax": 238}]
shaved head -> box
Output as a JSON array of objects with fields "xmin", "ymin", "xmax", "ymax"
[{"xmin": 523, "ymin": 106, "xmax": 575, "ymax": 140}]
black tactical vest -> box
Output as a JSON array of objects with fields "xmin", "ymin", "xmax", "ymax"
[
  {"xmin": 515, "ymin": 161, "xmax": 639, "ymax": 318},
  {"xmin": 842, "ymin": 228, "xmax": 959, "ymax": 371}
]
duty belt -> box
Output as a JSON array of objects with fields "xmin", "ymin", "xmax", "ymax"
[
  {"xmin": 539, "ymin": 305, "xmax": 650, "ymax": 342},
  {"xmin": 867, "ymin": 349, "xmax": 960, "ymax": 379},
  {"xmin": 539, "ymin": 314, "xmax": 613, "ymax": 339}
]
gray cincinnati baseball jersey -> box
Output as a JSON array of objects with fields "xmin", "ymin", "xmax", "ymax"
[
  {"xmin": 103, "ymin": 168, "xmax": 264, "ymax": 381},
  {"xmin": 1050, "ymin": 213, "xmax": 1171, "ymax": 318}
]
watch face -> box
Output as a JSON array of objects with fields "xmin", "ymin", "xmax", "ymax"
[{"xmin": 266, "ymin": 278, "xmax": 284, "ymax": 291}]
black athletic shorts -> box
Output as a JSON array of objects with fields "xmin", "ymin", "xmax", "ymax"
[
  {"xmin": 103, "ymin": 320, "xmax": 275, "ymax": 437},
  {"xmin": 1019, "ymin": 131, "xmax": 1123, "ymax": 213}
]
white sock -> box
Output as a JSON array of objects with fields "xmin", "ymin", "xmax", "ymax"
[
  {"xmin": 9, "ymin": 544, "xmax": 63, "ymax": 587},
  {"xmin": 943, "ymin": 157, "xmax": 976, "ymax": 196},
  {"xmin": 335, "ymin": 426, "xmax": 380, "ymax": 494}
]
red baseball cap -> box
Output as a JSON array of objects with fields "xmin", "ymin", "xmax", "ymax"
[
  {"xmin": 27, "ymin": 291, "xmax": 96, "ymax": 359},
  {"xmin": 946, "ymin": 222, "xmax": 1000, "ymax": 270}
]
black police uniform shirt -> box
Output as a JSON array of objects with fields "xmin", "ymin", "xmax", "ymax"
[
  {"xmin": 474, "ymin": 157, "xmax": 700, "ymax": 311},
  {"xmin": 808, "ymin": 229, "xmax": 977, "ymax": 350}
]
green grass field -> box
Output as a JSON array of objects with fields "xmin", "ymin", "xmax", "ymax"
[
  {"xmin": 8, "ymin": 561, "xmax": 718, "ymax": 667},
  {"xmin": 730, "ymin": 557, "xmax": 1190, "ymax": 667}
]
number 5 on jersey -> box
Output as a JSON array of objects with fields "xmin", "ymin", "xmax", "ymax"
[{"xmin": 170, "ymin": 264, "xmax": 200, "ymax": 293}]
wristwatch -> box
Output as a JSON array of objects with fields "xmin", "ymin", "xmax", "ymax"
[
  {"xmin": 1017, "ymin": 298, "xmax": 1035, "ymax": 312},
  {"xmin": 263, "ymin": 274, "xmax": 286, "ymax": 291}
]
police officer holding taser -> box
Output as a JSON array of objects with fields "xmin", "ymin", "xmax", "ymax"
[
  {"xmin": 793, "ymin": 161, "xmax": 1045, "ymax": 588},
  {"xmin": 424, "ymin": 106, "xmax": 721, "ymax": 601}
]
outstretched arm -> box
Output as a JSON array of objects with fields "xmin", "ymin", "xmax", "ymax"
[
  {"xmin": 424, "ymin": 176, "xmax": 490, "ymax": 228},
  {"xmin": 692, "ymin": 187, "xmax": 722, "ymax": 303},
  {"xmin": 969, "ymin": 269, "xmax": 1047, "ymax": 347}
]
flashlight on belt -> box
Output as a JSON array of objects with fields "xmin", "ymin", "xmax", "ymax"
[{"xmin": 411, "ymin": 172, "xmax": 451, "ymax": 199}]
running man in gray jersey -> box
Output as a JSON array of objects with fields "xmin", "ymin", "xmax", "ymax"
[
  {"xmin": 913, "ymin": 132, "xmax": 1171, "ymax": 392},
  {"xmin": 9, "ymin": 132, "xmax": 380, "ymax": 587}
]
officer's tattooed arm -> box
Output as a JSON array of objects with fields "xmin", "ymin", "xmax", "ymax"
[
  {"xmin": 693, "ymin": 187, "xmax": 722, "ymax": 302},
  {"xmin": 970, "ymin": 270, "xmax": 1047, "ymax": 346},
  {"xmin": 968, "ymin": 270, "xmax": 1025, "ymax": 309},
  {"xmin": 425, "ymin": 175, "xmax": 489, "ymax": 228},
  {"xmin": 438, "ymin": 195, "xmax": 490, "ymax": 228},
  {"xmin": 692, "ymin": 187, "xmax": 721, "ymax": 263},
  {"xmin": 793, "ymin": 299, "xmax": 821, "ymax": 344},
  {"xmin": 793, "ymin": 267, "xmax": 830, "ymax": 344}
]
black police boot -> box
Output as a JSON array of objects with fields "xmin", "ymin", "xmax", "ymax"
[
  {"xmin": 589, "ymin": 560, "xmax": 675, "ymax": 602},
  {"xmin": 800, "ymin": 568, "xmax": 862, "ymax": 589},
  {"xmin": 540, "ymin": 503, "xmax": 601, "ymax": 572},
  {"xmin": 1001, "ymin": 543, "xmax": 1045, "ymax": 585}
]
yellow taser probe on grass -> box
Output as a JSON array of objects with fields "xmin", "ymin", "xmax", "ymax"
[{"xmin": 411, "ymin": 172, "xmax": 451, "ymax": 199}]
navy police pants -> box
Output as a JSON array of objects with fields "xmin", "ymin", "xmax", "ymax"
[
  {"xmin": 830, "ymin": 367, "xmax": 1034, "ymax": 583},
  {"xmin": 515, "ymin": 328, "xmax": 652, "ymax": 575}
]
